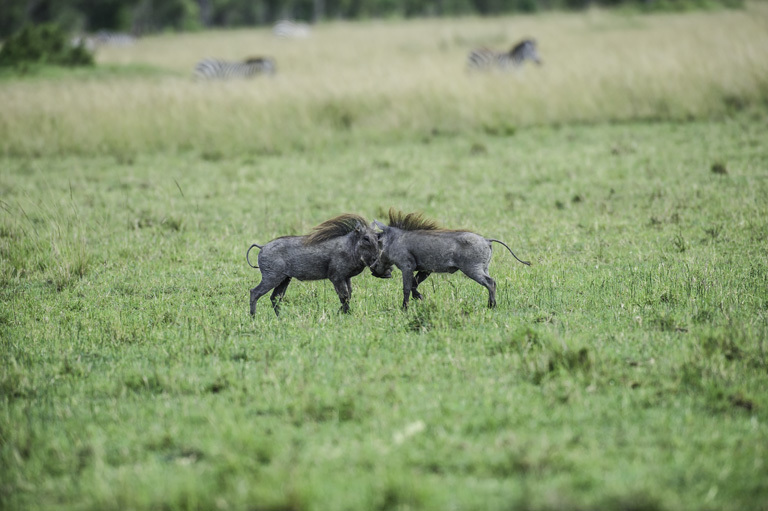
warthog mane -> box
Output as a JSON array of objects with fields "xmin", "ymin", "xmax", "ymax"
[
  {"xmin": 304, "ymin": 213, "xmax": 369, "ymax": 245},
  {"xmin": 387, "ymin": 208, "xmax": 461, "ymax": 232}
]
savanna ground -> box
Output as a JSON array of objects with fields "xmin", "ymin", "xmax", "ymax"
[{"xmin": 1, "ymin": 4, "xmax": 768, "ymax": 511}]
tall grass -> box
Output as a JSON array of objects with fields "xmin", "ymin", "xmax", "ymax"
[
  {"xmin": 0, "ymin": 4, "xmax": 767, "ymax": 157},
  {"xmin": 0, "ymin": 187, "xmax": 92, "ymax": 290}
]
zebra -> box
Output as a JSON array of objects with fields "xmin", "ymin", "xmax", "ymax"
[
  {"xmin": 71, "ymin": 31, "xmax": 136, "ymax": 51},
  {"xmin": 193, "ymin": 57, "xmax": 276, "ymax": 80},
  {"xmin": 467, "ymin": 39, "xmax": 542, "ymax": 72},
  {"xmin": 92, "ymin": 31, "xmax": 137, "ymax": 47},
  {"xmin": 273, "ymin": 20, "xmax": 310, "ymax": 38}
]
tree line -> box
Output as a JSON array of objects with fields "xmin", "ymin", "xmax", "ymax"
[{"xmin": 0, "ymin": 0, "xmax": 743, "ymax": 38}]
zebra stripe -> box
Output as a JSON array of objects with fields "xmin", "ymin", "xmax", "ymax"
[
  {"xmin": 467, "ymin": 39, "xmax": 542, "ymax": 72},
  {"xmin": 194, "ymin": 57, "xmax": 276, "ymax": 80}
]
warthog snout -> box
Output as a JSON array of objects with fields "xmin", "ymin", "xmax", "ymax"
[
  {"xmin": 368, "ymin": 231, "xmax": 393, "ymax": 279},
  {"xmin": 370, "ymin": 266, "xmax": 392, "ymax": 279}
]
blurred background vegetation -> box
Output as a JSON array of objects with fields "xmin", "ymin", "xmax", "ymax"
[{"xmin": 0, "ymin": 0, "xmax": 745, "ymax": 38}]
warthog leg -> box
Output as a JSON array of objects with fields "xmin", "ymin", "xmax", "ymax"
[
  {"xmin": 401, "ymin": 269, "xmax": 416, "ymax": 310},
  {"xmin": 250, "ymin": 273, "xmax": 288, "ymax": 316},
  {"xmin": 331, "ymin": 278, "xmax": 352, "ymax": 314},
  {"xmin": 411, "ymin": 271, "xmax": 431, "ymax": 300},
  {"xmin": 270, "ymin": 277, "xmax": 292, "ymax": 315},
  {"xmin": 487, "ymin": 277, "xmax": 497, "ymax": 308},
  {"xmin": 461, "ymin": 267, "xmax": 497, "ymax": 308}
]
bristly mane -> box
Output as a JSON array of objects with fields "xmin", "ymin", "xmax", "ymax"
[
  {"xmin": 387, "ymin": 208, "xmax": 447, "ymax": 231},
  {"xmin": 304, "ymin": 214, "xmax": 367, "ymax": 245}
]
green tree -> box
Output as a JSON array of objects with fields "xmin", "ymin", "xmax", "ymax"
[{"xmin": 0, "ymin": 23, "xmax": 94, "ymax": 68}]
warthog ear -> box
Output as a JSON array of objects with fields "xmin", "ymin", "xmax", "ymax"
[{"xmin": 372, "ymin": 220, "xmax": 387, "ymax": 231}]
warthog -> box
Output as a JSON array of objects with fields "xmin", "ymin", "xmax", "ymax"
[
  {"xmin": 370, "ymin": 209, "xmax": 531, "ymax": 310},
  {"xmin": 247, "ymin": 214, "xmax": 380, "ymax": 316}
]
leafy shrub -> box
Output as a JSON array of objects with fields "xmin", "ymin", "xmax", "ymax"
[{"xmin": 0, "ymin": 24, "xmax": 93, "ymax": 69}]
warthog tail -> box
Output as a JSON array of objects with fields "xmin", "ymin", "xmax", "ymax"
[
  {"xmin": 246, "ymin": 243, "xmax": 263, "ymax": 268},
  {"xmin": 487, "ymin": 239, "xmax": 531, "ymax": 266}
]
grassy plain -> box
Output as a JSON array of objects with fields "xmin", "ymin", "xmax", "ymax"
[{"xmin": 2, "ymin": 4, "xmax": 768, "ymax": 511}]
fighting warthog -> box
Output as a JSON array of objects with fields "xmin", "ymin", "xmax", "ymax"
[
  {"xmin": 370, "ymin": 209, "xmax": 531, "ymax": 310},
  {"xmin": 247, "ymin": 214, "xmax": 381, "ymax": 316}
]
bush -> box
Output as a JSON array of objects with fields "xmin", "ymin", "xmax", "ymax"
[{"xmin": 0, "ymin": 24, "xmax": 94, "ymax": 69}]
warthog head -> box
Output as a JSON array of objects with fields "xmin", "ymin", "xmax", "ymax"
[
  {"xmin": 368, "ymin": 217, "xmax": 403, "ymax": 280},
  {"xmin": 369, "ymin": 225, "xmax": 394, "ymax": 279},
  {"xmin": 353, "ymin": 224, "xmax": 380, "ymax": 269},
  {"xmin": 368, "ymin": 210, "xmax": 446, "ymax": 280}
]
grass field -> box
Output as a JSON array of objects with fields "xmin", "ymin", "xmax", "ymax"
[{"xmin": 2, "ymin": 4, "xmax": 768, "ymax": 511}]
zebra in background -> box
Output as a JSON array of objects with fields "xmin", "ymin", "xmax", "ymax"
[
  {"xmin": 92, "ymin": 31, "xmax": 137, "ymax": 47},
  {"xmin": 467, "ymin": 39, "xmax": 542, "ymax": 72},
  {"xmin": 273, "ymin": 20, "xmax": 311, "ymax": 38},
  {"xmin": 71, "ymin": 31, "xmax": 137, "ymax": 50},
  {"xmin": 194, "ymin": 57, "xmax": 276, "ymax": 80}
]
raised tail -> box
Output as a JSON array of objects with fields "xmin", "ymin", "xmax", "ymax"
[
  {"xmin": 246, "ymin": 243, "xmax": 263, "ymax": 269},
  {"xmin": 487, "ymin": 239, "xmax": 531, "ymax": 266}
]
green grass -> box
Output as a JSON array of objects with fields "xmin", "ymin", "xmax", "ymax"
[
  {"xmin": 1, "ymin": 5, "xmax": 768, "ymax": 511},
  {"xmin": 0, "ymin": 62, "xmax": 174, "ymax": 81},
  {"xmin": 2, "ymin": 116, "xmax": 767, "ymax": 510}
]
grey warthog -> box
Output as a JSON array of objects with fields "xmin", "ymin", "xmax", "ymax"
[
  {"xmin": 370, "ymin": 209, "xmax": 531, "ymax": 310},
  {"xmin": 247, "ymin": 214, "xmax": 380, "ymax": 316}
]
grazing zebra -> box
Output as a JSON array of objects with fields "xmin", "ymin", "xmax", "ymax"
[
  {"xmin": 71, "ymin": 31, "xmax": 136, "ymax": 51},
  {"xmin": 92, "ymin": 31, "xmax": 137, "ymax": 47},
  {"xmin": 193, "ymin": 57, "xmax": 276, "ymax": 80},
  {"xmin": 273, "ymin": 20, "xmax": 310, "ymax": 38},
  {"xmin": 467, "ymin": 39, "xmax": 542, "ymax": 72}
]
